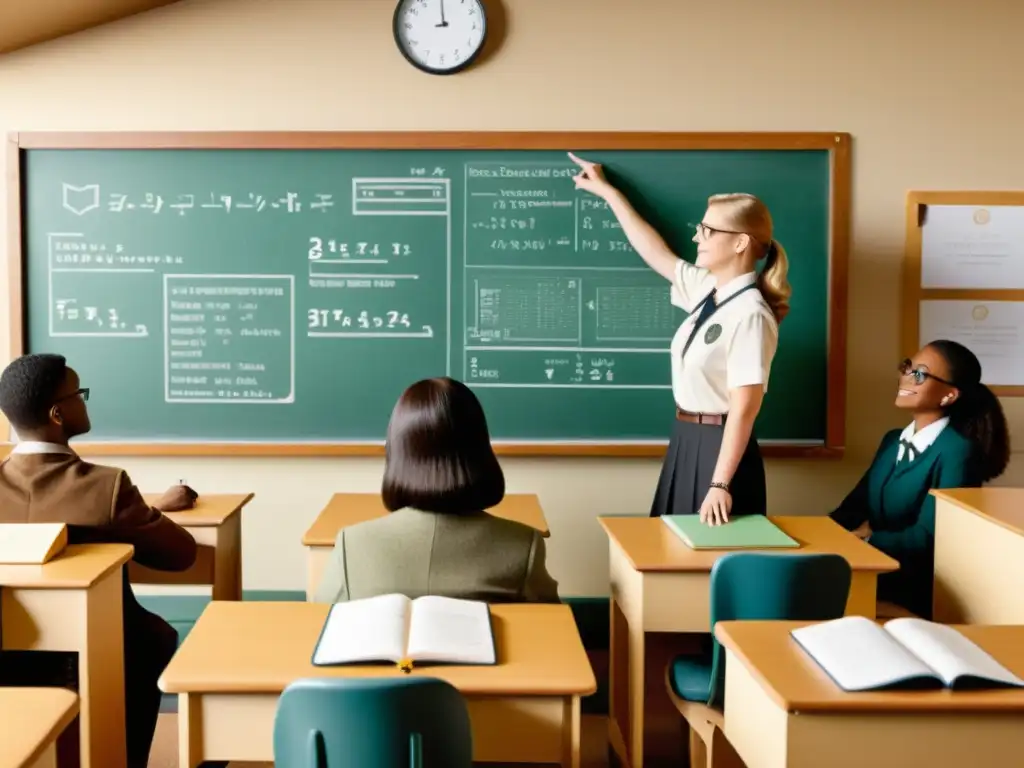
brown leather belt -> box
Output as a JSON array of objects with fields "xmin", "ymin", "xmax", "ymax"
[{"xmin": 676, "ymin": 408, "xmax": 726, "ymax": 426}]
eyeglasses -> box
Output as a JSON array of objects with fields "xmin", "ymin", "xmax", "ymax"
[
  {"xmin": 690, "ymin": 221, "xmax": 744, "ymax": 241},
  {"xmin": 898, "ymin": 359, "xmax": 953, "ymax": 387},
  {"xmin": 54, "ymin": 388, "xmax": 89, "ymax": 404}
]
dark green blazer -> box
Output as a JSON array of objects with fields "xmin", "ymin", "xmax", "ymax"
[{"xmin": 830, "ymin": 425, "xmax": 981, "ymax": 617}]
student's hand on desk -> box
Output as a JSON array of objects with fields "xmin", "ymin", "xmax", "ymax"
[
  {"xmin": 853, "ymin": 521, "xmax": 872, "ymax": 540},
  {"xmin": 155, "ymin": 484, "xmax": 199, "ymax": 512},
  {"xmin": 699, "ymin": 487, "xmax": 731, "ymax": 526}
]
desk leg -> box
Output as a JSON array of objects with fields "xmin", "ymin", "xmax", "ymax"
[
  {"xmin": 561, "ymin": 696, "xmax": 581, "ymax": 768},
  {"xmin": 81, "ymin": 570, "xmax": 127, "ymax": 768},
  {"xmin": 211, "ymin": 514, "xmax": 242, "ymax": 601},
  {"xmin": 177, "ymin": 694, "xmax": 204, "ymax": 768}
]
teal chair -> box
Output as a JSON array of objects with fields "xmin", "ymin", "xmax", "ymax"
[
  {"xmin": 273, "ymin": 677, "xmax": 473, "ymax": 768},
  {"xmin": 665, "ymin": 551, "xmax": 852, "ymax": 767}
]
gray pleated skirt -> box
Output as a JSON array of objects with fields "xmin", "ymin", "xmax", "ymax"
[{"xmin": 650, "ymin": 417, "xmax": 767, "ymax": 517}]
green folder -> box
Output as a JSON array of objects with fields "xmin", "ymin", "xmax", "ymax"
[{"xmin": 661, "ymin": 514, "xmax": 799, "ymax": 550}]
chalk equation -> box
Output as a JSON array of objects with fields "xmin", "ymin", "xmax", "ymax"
[
  {"xmin": 164, "ymin": 275, "xmax": 295, "ymax": 404},
  {"xmin": 308, "ymin": 238, "xmax": 413, "ymax": 260},
  {"xmin": 61, "ymin": 183, "xmax": 335, "ymax": 217},
  {"xmin": 307, "ymin": 307, "xmax": 434, "ymax": 339}
]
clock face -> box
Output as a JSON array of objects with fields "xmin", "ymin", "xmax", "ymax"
[{"xmin": 393, "ymin": 0, "xmax": 487, "ymax": 75}]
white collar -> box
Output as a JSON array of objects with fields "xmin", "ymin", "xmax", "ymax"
[
  {"xmin": 10, "ymin": 441, "xmax": 76, "ymax": 456},
  {"xmin": 715, "ymin": 271, "xmax": 757, "ymax": 301},
  {"xmin": 897, "ymin": 417, "xmax": 949, "ymax": 462}
]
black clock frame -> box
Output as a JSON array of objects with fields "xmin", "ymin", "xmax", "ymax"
[{"xmin": 392, "ymin": 0, "xmax": 489, "ymax": 76}]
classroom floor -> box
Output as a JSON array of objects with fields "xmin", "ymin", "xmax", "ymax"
[{"xmin": 148, "ymin": 713, "xmax": 611, "ymax": 767}]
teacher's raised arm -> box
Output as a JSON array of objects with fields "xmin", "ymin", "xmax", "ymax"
[{"xmin": 569, "ymin": 152, "xmax": 792, "ymax": 527}]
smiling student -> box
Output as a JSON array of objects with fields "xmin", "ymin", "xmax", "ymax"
[
  {"xmin": 568, "ymin": 153, "xmax": 790, "ymax": 525},
  {"xmin": 830, "ymin": 340, "xmax": 1010, "ymax": 618}
]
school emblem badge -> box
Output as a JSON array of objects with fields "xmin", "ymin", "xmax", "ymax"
[{"xmin": 704, "ymin": 323, "xmax": 722, "ymax": 344}]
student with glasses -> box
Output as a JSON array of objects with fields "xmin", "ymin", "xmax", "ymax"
[
  {"xmin": 568, "ymin": 153, "xmax": 791, "ymax": 525},
  {"xmin": 830, "ymin": 340, "xmax": 1010, "ymax": 618},
  {"xmin": 0, "ymin": 353, "xmax": 200, "ymax": 768}
]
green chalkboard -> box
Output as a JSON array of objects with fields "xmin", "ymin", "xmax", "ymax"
[{"xmin": 10, "ymin": 133, "xmax": 849, "ymax": 456}]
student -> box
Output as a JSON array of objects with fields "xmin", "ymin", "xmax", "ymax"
[
  {"xmin": 830, "ymin": 340, "xmax": 1010, "ymax": 618},
  {"xmin": 568, "ymin": 153, "xmax": 790, "ymax": 525},
  {"xmin": 314, "ymin": 377, "xmax": 559, "ymax": 604},
  {"xmin": 0, "ymin": 353, "xmax": 199, "ymax": 768}
]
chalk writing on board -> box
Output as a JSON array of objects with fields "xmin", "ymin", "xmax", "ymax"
[
  {"xmin": 459, "ymin": 162, "xmax": 676, "ymax": 391},
  {"xmin": 308, "ymin": 239, "xmax": 413, "ymax": 260},
  {"xmin": 47, "ymin": 233, "xmax": 151, "ymax": 338},
  {"xmin": 59, "ymin": 183, "xmax": 336, "ymax": 216},
  {"xmin": 306, "ymin": 308, "xmax": 434, "ymax": 339},
  {"xmin": 164, "ymin": 274, "xmax": 295, "ymax": 404}
]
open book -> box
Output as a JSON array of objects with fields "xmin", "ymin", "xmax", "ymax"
[
  {"xmin": 311, "ymin": 594, "xmax": 496, "ymax": 668},
  {"xmin": 792, "ymin": 616, "xmax": 1024, "ymax": 692}
]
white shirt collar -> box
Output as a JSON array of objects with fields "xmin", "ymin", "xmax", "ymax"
[
  {"xmin": 10, "ymin": 441, "xmax": 76, "ymax": 456},
  {"xmin": 715, "ymin": 271, "xmax": 757, "ymax": 301},
  {"xmin": 897, "ymin": 417, "xmax": 949, "ymax": 462}
]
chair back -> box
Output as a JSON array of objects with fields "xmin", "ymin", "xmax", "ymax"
[
  {"xmin": 273, "ymin": 677, "xmax": 473, "ymax": 768},
  {"xmin": 706, "ymin": 551, "xmax": 852, "ymax": 707}
]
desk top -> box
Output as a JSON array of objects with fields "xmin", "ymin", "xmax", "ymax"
[
  {"xmin": 0, "ymin": 688, "xmax": 79, "ymax": 767},
  {"xmin": 302, "ymin": 492, "xmax": 550, "ymax": 546},
  {"xmin": 598, "ymin": 515, "xmax": 898, "ymax": 573},
  {"xmin": 932, "ymin": 487, "xmax": 1024, "ymax": 537},
  {"xmin": 159, "ymin": 601, "xmax": 594, "ymax": 697},
  {"xmin": 0, "ymin": 543, "xmax": 133, "ymax": 588},
  {"xmin": 142, "ymin": 493, "xmax": 254, "ymax": 527},
  {"xmin": 715, "ymin": 620, "xmax": 1024, "ymax": 713}
]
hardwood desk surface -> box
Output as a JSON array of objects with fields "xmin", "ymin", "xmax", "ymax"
[
  {"xmin": 160, "ymin": 601, "xmax": 594, "ymax": 697},
  {"xmin": 302, "ymin": 492, "xmax": 550, "ymax": 546},
  {"xmin": 715, "ymin": 620, "xmax": 1024, "ymax": 713},
  {"xmin": 598, "ymin": 515, "xmax": 899, "ymax": 573},
  {"xmin": 142, "ymin": 493, "xmax": 254, "ymax": 527},
  {"xmin": 932, "ymin": 487, "xmax": 1024, "ymax": 537},
  {"xmin": 0, "ymin": 688, "xmax": 79, "ymax": 768},
  {"xmin": 0, "ymin": 543, "xmax": 133, "ymax": 588}
]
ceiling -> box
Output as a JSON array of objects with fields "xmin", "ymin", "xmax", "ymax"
[{"xmin": 0, "ymin": 0, "xmax": 180, "ymax": 54}]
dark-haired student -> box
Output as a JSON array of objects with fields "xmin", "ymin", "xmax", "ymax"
[
  {"xmin": 313, "ymin": 377, "xmax": 559, "ymax": 604},
  {"xmin": 830, "ymin": 340, "xmax": 1010, "ymax": 618},
  {"xmin": 0, "ymin": 353, "xmax": 199, "ymax": 768}
]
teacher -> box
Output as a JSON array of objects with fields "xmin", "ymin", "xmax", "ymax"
[{"xmin": 569, "ymin": 153, "xmax": 791, "ymax": 525}]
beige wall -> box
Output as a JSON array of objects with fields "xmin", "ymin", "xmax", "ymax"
[{"xmin": 1, "ymin": 0, "xmax": 1023, "ymax": 596}]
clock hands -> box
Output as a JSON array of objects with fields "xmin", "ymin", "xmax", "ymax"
[{"xmin": 436, "ymin": 0, "xmax": 449, "ymax": 27}]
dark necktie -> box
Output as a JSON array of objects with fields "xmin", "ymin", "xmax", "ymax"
[
  {"xmin": 899, "ymin": 439, "xmax": 918, "ymax": 462},
  {"xmin": 696, "ymin": 289, "xmax": 717, "ymax": 325}
]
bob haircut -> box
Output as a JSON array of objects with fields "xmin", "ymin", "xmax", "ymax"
[{"xmin": 381, "ymin": 377, "xmax": 505, "ymax": 515}]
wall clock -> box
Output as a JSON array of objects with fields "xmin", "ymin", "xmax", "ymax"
[{"xmin": 393, "ymin": 0, "xmax": 488, "ymax": 75}]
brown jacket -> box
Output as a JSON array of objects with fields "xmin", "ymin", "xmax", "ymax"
[
  {"xmin": 312, "ymin": 507, "xmax": 560, "ymax": 604},
  {"xmin": 0, "ymin": 452, "xmax": 197, "ymax": 572}
]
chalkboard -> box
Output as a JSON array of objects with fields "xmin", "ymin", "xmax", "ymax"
[{"xmin": 8, "ymin": 132, "xmax": 850, "ymax": 457}]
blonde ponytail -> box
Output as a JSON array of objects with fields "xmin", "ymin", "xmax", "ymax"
[{"xmin": 757, "ymin": 239, "xmax": 792, "ymax": 324}]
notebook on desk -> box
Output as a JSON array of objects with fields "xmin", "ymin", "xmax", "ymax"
[
  {"xmin": 311, "ymin": 593, "xmax": 497, "ymax": 668},
  {"xmin": 792, "ymin": 616, "xmax": 1024, "ymax": 692},
  {"xmin": 661, "ymin": 514, "xmax": 799, "ymax": 550}
]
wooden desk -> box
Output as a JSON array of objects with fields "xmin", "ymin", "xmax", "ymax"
[
  {"xmin": 598, "ymin": 515, "xmax": 899, "ymax": 768},
  {"xmin": 159, "ymin": 601, "xmax": 594, "ymax": 767},
  {"xmin": 932, "ymin": 488, "xmax": 1024, "ymax": 624},
  {"xmin": 302, "ymin": 493, "xmax": 550, "ymax": 599},
  {"xmin": 716, "ymin": 620, "xmax": 1024, "ymax": 767},
  {"xmin": 0, "ymin": 544, "xmax": 133, "ymax": 768},
  {"xmin": 0, "ymin": 688, "xmax": 80, "ymax": 768},
  {"xmin": 134, "ymin": 493, "xmax": 253, "ymax": 600}
]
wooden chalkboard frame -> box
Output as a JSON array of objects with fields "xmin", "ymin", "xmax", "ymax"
[
  {"xmin": 903, "ymin": 191, "xmax": 1024, "ymax": 397},
  {"xmin": 7, "ymin": 131, "xmax": 851, "ymax": 458}
]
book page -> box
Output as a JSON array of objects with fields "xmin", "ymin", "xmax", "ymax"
[
  {"xmin": 406, "ymin": 596, "xmax": 496, "ymax": 665},
  {"xmin": 885, "ymin": 619, "xmax": 1024, "ymax": 689},
  {"xmin": 791, "ymin": 616, "xmax": 938, "ymax": 692},
  {"xmin": 312, "ymin": 593, "xmax": 410, "ymax": 665}
]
